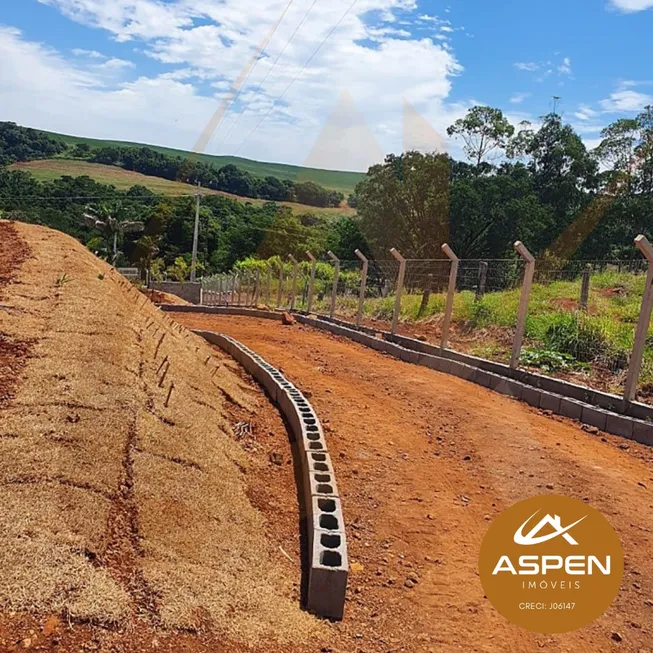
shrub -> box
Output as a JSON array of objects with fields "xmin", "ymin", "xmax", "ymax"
[
  {"xmin": 521, "ymin": 348, "xmax": 588, "ymax": 373},
  {"xmin": 543, "ymin": 312, "xmax": 628, "ymax": 369}
]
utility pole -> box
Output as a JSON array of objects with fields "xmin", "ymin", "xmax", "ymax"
[{"xmin": 190, "ymin": 183, "xmax": 201, "ymax": 282}]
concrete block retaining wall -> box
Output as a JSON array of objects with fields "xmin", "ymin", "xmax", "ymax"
[
  {"xmin": 192, "ymin": 329, "xmax": 348, "ymax": 620},
  {"xmin": 150, "ymin": 281, "xmax": 202, "ymax": 304},
  {"xmin": 159, "ymin": 306, "xmax": 653, "ymax": 447}
]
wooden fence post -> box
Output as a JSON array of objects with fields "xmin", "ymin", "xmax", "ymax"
[
  {"xmin": 441, "ymin": 244, "xmax": 459, "ymax": 349},
  {"xmin": 476, "ymin": 261, "xmax": 488, "ymax": 301},
  {"xmin": 327, "ymin": 251, "xmax": 340, "ymax": 319},
  {"xmin": 277, "ymin": 263, "xmax": 284, "ymax": 308},
  {"xmin": 355, "ymin": 249, "xmax": 369, "ymax": 327},
  {"xmin": 579, "ymin": 265, "xmax": 591, "ymax": 311},
  {"xmin": 289, "ymin": 255, "xmax": 298, "ymax": 310},
  {"xmin": 624, "ymin": 235, "xmax": 653, "ymax": 402},
  {"xmin": 254, "ymin": 268, "xmax": 261, "ymax": 306},
  {"xmin": 390, "ymin": 248, "xmax": 407, "ymax": 335},
  {"xmin": 266, "ymin": 264, "xmax": 272, "ymax": 306},
  {"xmin": 418, "ymin": 273, "xmax": 434, "ymax": 319},
  {"xmin": 510, "ymin": 242, "xmax": 536, "ymax": 369},
  {"xmin": 306, "ymin": 251, "xmax": 317, "ymax": 313}
]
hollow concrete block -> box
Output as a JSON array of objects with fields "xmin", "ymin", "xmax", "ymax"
[
  {"xmin": 521, "ymin": 386, "xmax": 542, "ymax": 408},
  {"xmin": 632, "ymin": 419, "xmax": 653, "ymax": 446},
  {"xmin": 539, "ymin": 392, "xmax": 562, "ymax": 413},
  {"xmin": 399, "ymin": 347, "xmax": 419, "ymax": 364},
  {"xmin": 559, "ymin": 397, "xmax": 584, "ymax": 421},
  {"xmin": 494, "ymin": 378, "xmax": 524, "ymax": 399},
  {"xmin": 605, "ymin": 413, "xmax": 634, "ymax": 439},
  {"xmin": 418, "ymin": 353, "xmax": 451, "ymax": 374},
  {"xmin": 309, "ymin": 471, "xmax": 340, "ymax": 499},
  {"xmin": 307, "ymin": 528, "xmax": 349, "ymax": 621},
  {"xmin": 475, "ymin": 369, "xmax": 494, "ymax": 389},
  {"xmin": 581, "ymin": 405, "xmax": 610, "ymax": 431}
]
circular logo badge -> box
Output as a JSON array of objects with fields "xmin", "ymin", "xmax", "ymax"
[{"xmin": 479, "ymin": 495, "xmax": 623, "ymax": 633}]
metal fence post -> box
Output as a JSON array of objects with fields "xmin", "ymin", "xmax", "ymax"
[
  {"xmin": 441, "ymin": 244, "xmax": 459, "ymax": 349},
  {"xmin": 476, "ymin": 261, "xmax": 488, "ymax": 301},
  {"xmin": 510, "ymin": 241, "xmax": 536, "ymax": 369},
  {"xmin": 354, "ymin": 249, "xmax": 368, "ymax": 327},
  {"xmin": 327, "ymin": 251, "xmax": 340, "ymax": 319},
  {"xmin": 266, "ymin": 264, "xmax": 272, "ymax": 306},
  {"xmin": 306, "ymin": 251, "xmax": 317, "ymax": 313},
  {"xmin": 236, "ymin": 273, "xmax": 242, "ymax": 306},
  {"xmin": 390, "ymin": 248, "xmax": 407, "ymax": 335},
  {"xmin": 624, "ymin": 235, "xmax": 653, "ymax": 403},
  {"xmin": 580, "ymin": 265, "xmax": 591, "ymax": 312},
  {"xmin": 289, "ymin": 255, "xmax": 298, "ymax": 310},
  {"xmin": 277, "ymin": 262, "xmax": 284, "ymax": 308}
]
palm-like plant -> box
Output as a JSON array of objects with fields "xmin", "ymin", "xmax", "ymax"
[
  {"xmin": 83, "ymin": 203, "xmax": 145, "ymax": 264},
  {"xmin": 135, "ymin": 234, "xmax": 160, "ymax": 282}
]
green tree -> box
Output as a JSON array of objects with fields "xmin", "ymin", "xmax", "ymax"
[
  {"xmin": 594, "ymin": 118, "xmax": 640, "ymax": 192},
  {"xmin": 355, "ymin": 151, "xmax": 449, "ymax": 258},
  {"xmin": 83, "ymin": 203, "xmax": 145, "ymax": 264},
  {"xmin": 447, "ymin": 106, "xmax": 515, "ymax": 168},
  {"xmin": 134, "ymin": 234, "xmax": 160, "ymax": 280}
]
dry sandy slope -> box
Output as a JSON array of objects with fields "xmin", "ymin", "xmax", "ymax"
[
  {"xmin": 0, "ymin": 222, "xmax": 320, "ymax": 650},
  {"xmin": 176, "ymin": 312, "xmax": 653, "ymax": 653}
]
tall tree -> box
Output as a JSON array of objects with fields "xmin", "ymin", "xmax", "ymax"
[
  {"xmin": 594, "ymin": 118, "xmax": 640, "ymax": 192},
  {"xmin": 447, "ymin": 106, "xmax": 515, "ymax": 168},
  {"xmin": 355, "ymin": 151, "xmax": 449, "ymax": 258}
]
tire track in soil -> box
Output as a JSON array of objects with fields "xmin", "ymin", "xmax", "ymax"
[{"xmin": 174, "ymin": 312, "xmax": 653, "ymax": 653}]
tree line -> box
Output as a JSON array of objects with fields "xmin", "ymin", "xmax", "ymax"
[
  {"xmin": 352, "ymin": 105, "xmax": 653, "ymax": 262},
  {"xmin": 0, "ymin": 169, "xmax": 365, "ymax": 278},
  {"xmin": 0, "ymin": 122, "xmax": 67, "ymax": 166},
  {"xmin": 0, "ymin": 122, "xmax": 345, "ymax": 208},
  {"xmin": 3, "ymin": 104, "xmax": 653, "ymax": 273}
]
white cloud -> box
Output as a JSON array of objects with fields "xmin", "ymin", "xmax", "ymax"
[
  {"xmin": 510, "ymin": 92, "xmax": 530, "ymax": 104},
  {"xmin": 514, "ymin": 61, "xmax": 538, "ymax": 72},
  {"xmin": 574, "ymin": 104, "xmax": 598, "ymax": 121},
  {"xmin": 600, "ymin": 87, "xmax": 653, "ymax": 112},
  {"xmin": 558, "ymin": 56, "xmax": 572, "ymax": 76},
  {"xmin": 72, "ymin": 48, "xmax": 105, "ymax": 58},
  {"xmin": 3, "ymin": 1, "xmax": 466, "ymax": 170},
  {"xmin": 609, "ymin": 0, "xmax": 653, "ymax": 11}
]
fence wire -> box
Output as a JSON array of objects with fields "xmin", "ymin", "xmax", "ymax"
[{"xmin": 201, "ymin": 256, "xmax": 653, "ymax": 403}]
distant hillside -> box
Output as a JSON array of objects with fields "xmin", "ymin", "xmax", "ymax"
[
  {"xmin": 9, "ymin": 159, "xmax": 355, "ymax": 217},
  {"xmin": 36, "ymin": 128, "xmax": 365, "ymax": 197}
]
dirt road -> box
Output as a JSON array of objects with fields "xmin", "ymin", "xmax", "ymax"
[{"xmin": 175, "ymin": 312, "xmax": 653, "ymax": 653}]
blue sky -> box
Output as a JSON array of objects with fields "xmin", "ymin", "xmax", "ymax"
[{"xmin": 1, "ymin": 0, "xmax": 652, "ymax": 170}]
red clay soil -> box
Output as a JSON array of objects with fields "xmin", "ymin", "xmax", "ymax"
[
  {"xmin": 174, "ymin": 312, "xmax": 653, "ymax": 653},
  {"xmin": 0, "ymin": 222, "xmax": 32, "ymax": 406}
]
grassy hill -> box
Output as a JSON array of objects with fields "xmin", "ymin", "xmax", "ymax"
[
  {"xmin": 37, "ymin": 128, "xmax": 365, "ymax": 197},
  {"xmin": 10, "ymin": 159, "xmax": 355, "ymax": 217}
]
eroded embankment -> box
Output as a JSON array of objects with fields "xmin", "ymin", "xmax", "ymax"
[{"xmin": 0, "ymin": 221, "xmax": 321, "ymax": 652}]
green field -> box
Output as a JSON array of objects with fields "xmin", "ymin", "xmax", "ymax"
[
  {"xmin": 36, "ymin": 127, "xmax": 365, "ymax": 197},
  {"xmin": 10, "ymin": 159, "xmax": 356, "ymax": 217}
]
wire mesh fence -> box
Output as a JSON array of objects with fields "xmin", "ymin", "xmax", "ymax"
[{"xmin": 200, "ymin": 252, "xmax": 653, "ymax": 403}]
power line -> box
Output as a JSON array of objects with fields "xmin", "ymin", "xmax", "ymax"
[
  {"xmin": 193, "ymin": 0, "xmax": 297, "ymax": 153},
  {"xmin": 216, "ymin": 0, "xmax": 320, "ymax": 150},
  {"xmin": 233, "ymin": 0, "xmax": 359, "ymax": 156},
  {"xmin": 0, "ymin": 194, "xmax": 198, "ymax": 201}
]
